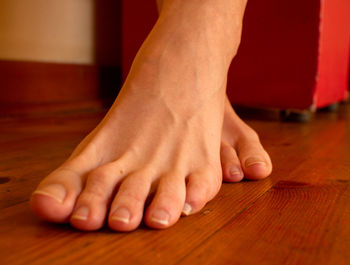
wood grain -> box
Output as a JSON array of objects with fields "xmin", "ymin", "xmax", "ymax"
[{"xmin": 0, "ymin": 102, "xmax": 349, "ymax": 265}]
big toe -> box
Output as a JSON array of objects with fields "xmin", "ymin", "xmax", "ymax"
[
  {"xmin": 236, "ymin": 138, "xmax": 272, "ymax": 180},
  {"xmin": 30, "ymin": 168, "xmax": 82, "ymax": 223}
]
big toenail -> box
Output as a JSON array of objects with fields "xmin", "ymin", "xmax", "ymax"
[
  {"xmin": 111, "ymin": 207, "xmax": 130, "ymax": 224},
  {"xmin": 72, "ymin": 206, "xmax": 89, "ymax": 221},
  {"xmin": 32, "ymin": 184, "xmax": 66, "ymax": 204},
  {"xmin": 182, "ymin": 203, "xmax": 192, "ymax": 216},
  {"xmin": 150, "ymin": 209, "xmax": 169, "ymax": 226},
  {"xmin": 245, "ymin": 157, "xmax": 266, "ymax": 168}
]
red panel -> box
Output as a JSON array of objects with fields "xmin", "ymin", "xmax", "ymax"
[
  {"xmin": 314, "ymin": 0, "xmax": 350, "ymax": 108},
  {"xmin": 122, "ymin": 0, "xmax": 350, "ymax": 110},
  {"xmin": 122, "ymin": 2, "xmax": 158, "ymax": 80},
  {"xmin": 227, "ymin": 0, "xmax": 320, "ymax": 110}
]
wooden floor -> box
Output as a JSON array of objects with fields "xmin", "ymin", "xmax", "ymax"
[{"xmin": 1, "ymin": 102, "xmax": 350, "ymax": 265}]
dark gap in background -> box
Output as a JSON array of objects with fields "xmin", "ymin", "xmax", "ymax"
[{"xmin": 94, "ymin": 0, "xmax": 123, "ymax": 105}]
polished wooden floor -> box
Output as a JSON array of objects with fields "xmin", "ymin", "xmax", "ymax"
[{"xmin": 1, "ymin": 102, "xmax": 350, "ymax": 265}]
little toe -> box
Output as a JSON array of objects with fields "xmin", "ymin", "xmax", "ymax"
[
  {"xmin": 30, "ymin": 168, "xmax": 83, "ymax": 223},
  {"xmin": 237, "ymin": 138, "xmax": 272, "ymax": 180},
  {"xmin": 183, "ymin": 168, "xmax": 222, "ymax": 215},
  {"xmin": 70, "ymin": 162, "xmax": 127, "ymax": 231},
  {"xmin": 220, "ymin": 143, "xmax": 244, "ymax": 182},
  {"xmin": 145, "ymin": 172, "xmax": 186, "ymax": 229},
  {"xmin": 109, "ymin": 171, "xmax": 152, "ymax": 232}
]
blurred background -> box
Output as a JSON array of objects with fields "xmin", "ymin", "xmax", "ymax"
[
  {"xmin": 0, "ymin": 0, "xmax": 122, "ymax": 106},
  {"xmin": 0, "ymin": 0, "xmax": 349, "ymax": 119}
]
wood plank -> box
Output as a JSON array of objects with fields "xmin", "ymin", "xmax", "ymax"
[
  {"xmin": 180, "ymin": 181, "xmax": 350, "ymax": 265},
  {"xmin": 0, "ymin": 103, "xmax": 349, "ymax": 264}
]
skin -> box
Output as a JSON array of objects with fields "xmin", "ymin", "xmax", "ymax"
[{"xmin": 30, "ymin": 0, "xmax": 272, "ymax": 231}]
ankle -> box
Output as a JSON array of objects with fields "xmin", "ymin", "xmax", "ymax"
[{"xmin": 157, "ymin": 0, "xmax": 245, "ymax": 61}]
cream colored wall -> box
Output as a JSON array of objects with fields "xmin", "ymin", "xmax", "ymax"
[{"xmin": 0, "ymin": 0, "xmax": 94, "ymax": 64}]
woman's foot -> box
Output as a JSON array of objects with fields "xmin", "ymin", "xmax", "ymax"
[
  {"xmin": 30, "ymin": 94, "xmax": 271, "ymax": 232},
  {"xmin": 30, "ymin": 0, "xmax": 271, "ymax": 232},
  {"xmin": 31, "ymin": 76, "xmax": 225, "ymax": 232}
]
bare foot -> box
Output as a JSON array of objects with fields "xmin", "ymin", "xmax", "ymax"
[
  {"xmin": 30, "ymin": 93, "xmax": 271, "ymax": 232},
  {"xmin": 220, "ymin": 97, "xmax": 272, "ymax": 182},
  {"xmin": 31, "ymin": 3, "xmax": 227, "ymax": 232},
  {"xmin": 30, "ymin": 0, "xmax": 271, "ymax": 232}
]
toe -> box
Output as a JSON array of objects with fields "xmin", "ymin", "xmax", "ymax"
[
  {"xmin": 183, "ymin": 168, "xmax": 222, "ymax": 215},
  {"xmin": 108, "ymin": 171, "xmax": 152, "ymax": 232},
  {"xmin": 236, "ymin": 136, "xmax": 272, "ymax": 180},
  {"xmin": 144, "ymin": 172, "xmax": 186, "ymax": 229},
  {"xmin": 70, "ymin": 162, "xmax": 127, "ymax": 231},
  {"xmin": 30, "ymin": 167, "xmax": 83, "ymax": 223},
  {"xmin": 220, "ymin": 143, "xmax": 244, "ymax": 182}
]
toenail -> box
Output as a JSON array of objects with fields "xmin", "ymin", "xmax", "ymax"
[
  {"xmin": 33, "ymin": 184, "xmax": 66, "ymax": 204},
  {"xmin": 182, "ymin": 203, "xmax": 192, "ymax": 216},
  {"xmin": 72, "ymin": 206, "xmax": 89, "ymax": 221},
  {"xmin": 245, "ymin": 157, "xmax": 266, "ymax": 168},
  {"xmin": 150, "ymin": 209, "xmax": 169, "ymax": 226},
  {"xmin": 229, "ymin": 168, "xmax": 243, "ymax": 178},
  {"xmin": 111, "ymin": 207, "xmax": 130, "ymax": 224}
]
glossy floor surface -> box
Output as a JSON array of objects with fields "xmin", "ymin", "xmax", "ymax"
[{"xmin": 1, "ymin": 102, "xmax": 350, "ymax": 264}]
